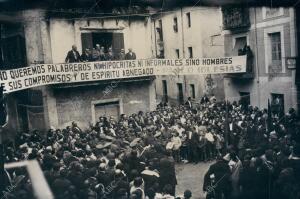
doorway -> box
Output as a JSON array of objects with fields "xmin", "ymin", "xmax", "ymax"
[{"xmin": 177, "ymin": 83, "xmax": 184, "ymax": 105}]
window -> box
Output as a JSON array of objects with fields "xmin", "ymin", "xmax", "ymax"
[
  {"xmin": 188, "ymin": 47, "xmax": 193, "ymax": 58},
  {"xmin": 269, "ymin": 32, "xmax": 282, "ymax": 71},
  {"xmin": 173, "ymin": 17, "xmax": 178, "ymax": 32},
  {"xmin": 0, "ymin": 24, "xmax": 27, "ymax": 69},
  {"xmin": 264, "ymin": 26, "xmax": 285, "ymax": 73},
  {"xmin": 233, "ymin": 36, "xmax": 247, "ymax": 56},
  {"xmin": 158, "ymin": 19, "xmax": 163, "ymax": 41},
  {"xmin": 162, "ymin": 80, "xmax": 168, "ymax": 103},
  {"xmin": 186, "ymin": 12, "xmax": 191, "ymax": 28},
  {"xmin": 177, "ymin": 83, "xmax": 184, "ymax": 104},
  {"xmin": 190, "ymin": 84, "xmax": 195, "ymax": 99},
  {"xmin": 81, "ymin": 32, "xmax": 124, "ymax": 55},
  {"xmin": 175, "ymin": 49, "xmax": 180, "ymax": 59}
]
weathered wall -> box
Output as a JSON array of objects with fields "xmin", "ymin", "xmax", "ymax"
[
  {"xmin": 153, "ymin": 7, "xmax": 225, "ymax": 104},
  {"xmin": 52, "ymin": 80, "xmax": 153, "ymax": 129},
  {"xmin": 223, "ymin": 7, "xmax": 297, "ymax": 112},
  {"xmin": 49, "ymin": 17, "xmax": 153, "ymax": 63}
]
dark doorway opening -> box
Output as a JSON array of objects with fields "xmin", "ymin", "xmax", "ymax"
[
  {"xmin": 162, "ymin": 80, "xmax": 168, "ymax": 103},
  {"xmin": 271, "ymin": 93, "xmax": 284, "ymax": 118},
  {"xmin": 177, "ymin": 83, "xmax": 184, "ymax": 105},
  {"xmin": 239, "ymin": 91, "xmax": 250, "ymax": 110},
  {"xmin": 81, "ymin": 32, "xmax": 124, "ymax": 54}
]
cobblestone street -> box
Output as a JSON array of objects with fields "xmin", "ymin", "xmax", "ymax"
[{"xmin": 175, "ymin": 161, "xmax": 214, "ymax": 199}]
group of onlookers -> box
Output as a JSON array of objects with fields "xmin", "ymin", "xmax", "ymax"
[
  {"xmin": 65, "ymin": 44, "xmax": 136, "ymax": 63},
  {"xmin": 2, "ymin": 95, "xmax": 300, "ymax": 199}
]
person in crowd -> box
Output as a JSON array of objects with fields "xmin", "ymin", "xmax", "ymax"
[
  {"xmin": 118, "ymin": 49, "xmax": 126, "ymax": 60},
  {"xmin": 81, "ymin": 48, "xmax": 92, "ymax": 62},
  {"xmin": 106, "ymin": 47, "xmax": 115, "ymax": 61},
  {"xmin": 99, "ymin": 46, "xmax": 106, "ymax": 61},
  {"xmin": 159, "ymin": 151, "xmax": 177, "ymax": 196},
  {"xmin": 91, "ymin": 47, "xmax": 99, "ymax": 61},
  {"xmin": 3, "ymin": 95, "xmax": 300, "ymax": 199},
  {"xmin": 203, "ymin": 155, "xmax": 232, "ymax": 199},
  {"xmin": 65, "ymin": 45, "xmax": 81, "ymax": 63},
  {"xmin": 171, "ymin": 132, "xmax": 182, "ymax": 163},
  {"xmin": 185, "ymin": 97, "xmax": 193, "ymax": 110},
  {"xmin": 125, "ymin": 48, "xmax": 136, "ymax": 60}
]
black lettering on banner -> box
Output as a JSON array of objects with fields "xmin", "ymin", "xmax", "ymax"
[
  {"xmin": 80, "ymin": 72, "xmax": 89, "ymax": 80},
  {"xmin": 8, "ymin": 80, "xmax": 22, "ymax": 90},
  {"xmin": 138, "ymin": 60, "xmax": 143, "ymax": 67},
  {"xmin": 0, "ymin": 71, "xmax": 8, "ymax": 81},
  {"xmin": 235, "ymin": 65, "xmax": 242, "ymax": 72},
  {"xmin": 73, "ymin": 73, "xmax": 78, "ymax": 80},
  {"xmin": 0, "ymin": 83, "xmax": 6, "ymax": 92},
  {"xmin": 175, "ymin": 59, "xmax": 183, "ymax": 66}
]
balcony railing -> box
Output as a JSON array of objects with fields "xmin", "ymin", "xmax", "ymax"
[
  {"xmin": 222, "ymin": 6, "xmax": 250, "ymax": 30},
  {"xmin": 226, "ymin": 46, "xmax": 254, "ymax": 79}
]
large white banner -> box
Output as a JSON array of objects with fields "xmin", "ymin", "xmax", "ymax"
[{"xmin": 0, "ymin": 56, "xmax": 246, "ymax": 93}]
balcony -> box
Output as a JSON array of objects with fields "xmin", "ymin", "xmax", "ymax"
[
  {"xmin": 222, "ymin": 6, "xmax": 250, "ymax": 30},
  {"xmin": 226, "ymin": 47, "xmax": 254, "ymax": 79}
]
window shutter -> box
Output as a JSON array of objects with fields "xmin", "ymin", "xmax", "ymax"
[
  {"xmin": 112, "ymin": 33, "xmax": 124, "ymax": 54},
  {"xmin": 81, "ymin": 33, "xmax": 93, "ymax": 53}
]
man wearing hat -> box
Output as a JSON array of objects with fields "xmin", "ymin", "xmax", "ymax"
[
  {"xmin": 125, "ymin": 48, "xmax": 136, "ymax": 60},
  {"xmin": 203, "ymin": 155, "xmax": 232, "ymax": 199}
]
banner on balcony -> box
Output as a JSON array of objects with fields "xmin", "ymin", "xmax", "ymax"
[{"xmin": 0, "ymin": 56, "xmax": 246, "ymax": 93}]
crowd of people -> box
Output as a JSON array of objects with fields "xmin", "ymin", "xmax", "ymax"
[
  {"xmin": 2, "ymin": 95, "xmax": 300, "ymax": 199},
  {"xmin": 65, "ymin": 44, "xmax": 136, "ymax": 63}
]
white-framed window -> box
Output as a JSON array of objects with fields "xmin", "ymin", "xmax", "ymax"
[
  {"xmin": 262, "ymin": 7, "xmax": 284, "ymax": 20},
  {"xmin": 264, "ymin": 25, "xmax": 285, "ymax": 73},
  {"xmin": 270, "ymin": 32, "xmax": 282, "ymax": 66}
]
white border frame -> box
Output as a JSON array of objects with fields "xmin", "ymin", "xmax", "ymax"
[
  {"xmin": 91, "ymin": 98, "xmax": 123, "ymax": 125},
  {"xmin": 264, "ymin": 25, "xmax": 285, "ymax": 74},
  {"xmin": 262, "ymin": 7, "xmax": 284, "ymax": 20}
]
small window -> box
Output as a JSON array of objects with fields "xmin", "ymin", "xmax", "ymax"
[
  {"xmin": 173, "ymin": 17, "xmax": 178, "ymax": 32},
  {"xmin": 188, "ymin": 47, "xmax": 193, "ymax": 58},
  {"xmin": 186, "ymin": 12, "xmax": 191, "ymax": 28},
  {"xmin": 175, "ymin": 49, "xmax": 180, "ymax": 59},
  {"xmin": 190, "ymin": 84, "xmax": 195, "ymax": 99}
]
